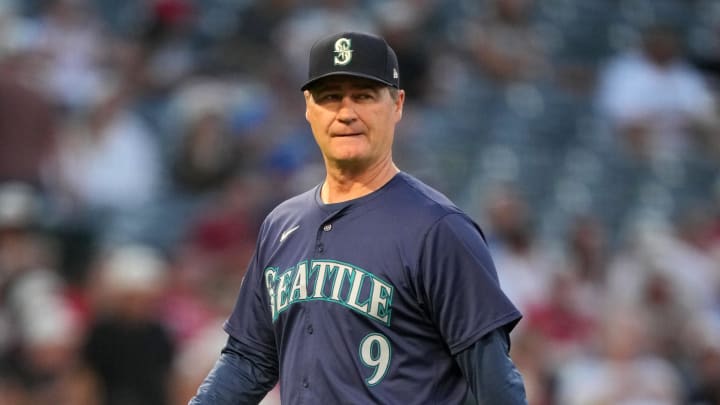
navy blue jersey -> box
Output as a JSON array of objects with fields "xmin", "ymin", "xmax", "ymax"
[{"xmin": 224, "ymin": 172, "xmax": 521, "ymax": 404}]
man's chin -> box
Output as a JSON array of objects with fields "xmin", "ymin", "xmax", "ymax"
[{"xmin": 328, "ymin": 155, "xmax": 371, "ymax": 172}]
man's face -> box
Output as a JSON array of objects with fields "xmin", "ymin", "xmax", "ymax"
[{"xmin": 304, "ymin": 76, "xmax": 404, "ymax": 172}]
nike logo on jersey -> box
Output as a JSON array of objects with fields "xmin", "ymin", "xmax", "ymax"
[{"xmin": 280, "ymin": 225, "xmax": 300, "ymax": 243}]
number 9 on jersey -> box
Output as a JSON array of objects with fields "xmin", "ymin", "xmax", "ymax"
[{"xmin": 359, "ymin": 333, "xmax": 392, "ymax": 386}]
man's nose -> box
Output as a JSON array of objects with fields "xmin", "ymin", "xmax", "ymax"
[{"xmin": 337, "ymin": 97, "xmax": 358, "ymax": 124}]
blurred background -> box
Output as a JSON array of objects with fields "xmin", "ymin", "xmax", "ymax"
[{"xmin": 0, "ymin": 0, "xmax": 719, "ymax": 404}]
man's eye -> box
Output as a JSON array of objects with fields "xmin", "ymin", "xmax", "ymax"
[
  {"xmin": 354, "ymin": 93, "xmax": 374, "ymax": 101},
  {"xmin": 318, "ymin": 94, "xmax": 341, "ymax": 102}
]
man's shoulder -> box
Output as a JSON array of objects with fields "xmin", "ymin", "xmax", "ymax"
[
  {"xmin": 382, "ymin": 172, "xmax": 486, "ymax": 241},
  {"xmin": 258, "ymin": 186, "xmax": 319, "ymax": 234},
  {"xmin": 387, "ymin": 172, "xmax": 466, "ymax": 223},
  {"xmin": 394, "ymin": 172, "xmax": 460, "ymax": 212},
  {"xmin": 270, "ymin": 187, "xmax": 318, "ymax": 216}
]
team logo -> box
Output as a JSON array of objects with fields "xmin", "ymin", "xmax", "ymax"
[
  {"xmin": 333, "ymin": 38, "xmax": 353, "ymax": 66},
  {"xmin": 264, "ymin": 260, "xmax": 394, "ymax": 326}
]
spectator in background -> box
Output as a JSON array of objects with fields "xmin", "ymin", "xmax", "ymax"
[
  {"xmin": 372, "ymin": 0, "xmax": 433, "ymax": 103},
  {"xmin": 602, "ymin": 211, "xmax": 718, "ymax": 400},
  {"xmin": 0, "ymin": 182, "xmax": 98, "ymax": 405},
  {"xmin": 640, "ymin": 271, "xmax": 693, "ymax": 362},
  {"xmin": 0, "ymin": 183, "xmax": 59, "ymax": 324},
  {"xmin": 596, "ymin": 22, "xmax": 719, "ymax": 162},
  {"xmin": 461, "ymin": 0, "xmax": 551, "ymax": 84},
  {"xmin": 555, "ymin": 308, "xmax": 682, "ymax": 404},
  {"xmin": 5, "ymin": 269, "xmax": 97, "ymax": 405},
  {"xmin": 129, "ymin": 0, "xmax": 197, "ymax": 100},
  {"xmin": 84, "ymin": 244, "xmax": 174, "ymax": 405},
  {"xmin": 605, "ymin": 209, "xmax": 717, "ymax": 350},
  {"xmin": 163, "ymin": 78, "xmax": 259, "ymax": 194},
  {"xmin": 0, "ymin": 7, "xmax": 58, "ymax": 187},
  {"xmin": 525, "ymin": 271, "xmax": 597, "ymax": 364},
  {"xmin": 225, "ymin": 0, "xmax": 298, "ymax": 72},
  {"xmin": 170, "ymin": 111, "xmax": 237, "ymax": 194},
  {"xmin": 564, "ymin": 215, "xmax": 608, "ymax": 283},
  {"xmin": 483, "ymin": 183, "xmax": 555, "ymax": 314},
  {"xmin": 645, "ymin": 204, "xmax": 719, "ymax": 312},
  {"xmin": 559, "ymin": 214, "xmax": 609, "ymax": 318},
  {"xmin": 32, "ymin": 0, "xmax": 110, "ymax": 112},
  {"xmin": 49, "ymin": 82, "xmax": 162, "ymax": 242}
]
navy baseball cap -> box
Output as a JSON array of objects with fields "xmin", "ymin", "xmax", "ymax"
[{"xmin": 301, "ymin": 32, "xmax": 400, "ymax": 91}]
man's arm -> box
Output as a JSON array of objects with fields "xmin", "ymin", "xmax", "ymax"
[
  {"xmin": 189, "ymin": 335, "xmax": 279, "ymax": 405},
  {"xmin": 454, "ymin": 327, "xmax": 527, "ymax": 405}
]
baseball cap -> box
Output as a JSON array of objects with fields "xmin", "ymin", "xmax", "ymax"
[{"xmin": 301, "ymin": 31, "xmax": 400, "ymax": 91}]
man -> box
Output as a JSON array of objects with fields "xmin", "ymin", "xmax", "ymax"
[{"xmin": 189, "ymin": 31, "xmax": 527, "ymax": 404}]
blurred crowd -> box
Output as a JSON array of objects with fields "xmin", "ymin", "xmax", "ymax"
[{"xmin": 0, "ymin": 0, "xmax": 719, "ymax": 404}]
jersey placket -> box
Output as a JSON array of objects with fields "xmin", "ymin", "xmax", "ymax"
[
  {"xmin": 293, "ymin": 208, "xmax": 343, "ymax": 402},
  {"xmin": 305, "ymin": 207, "xmax": 348, "ymax": 402}
]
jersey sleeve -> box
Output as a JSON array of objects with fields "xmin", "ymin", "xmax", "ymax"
[
  {"xmin": 454, "ymin": 328, "xmax": 527, "ymax": 403},
  {"xmin": 419, "ymin": 213, "xmax": 521, "ymax": 355},
  {"xmin": 223, "ymin": 222, "xmax": 277, "ymax": 362}
]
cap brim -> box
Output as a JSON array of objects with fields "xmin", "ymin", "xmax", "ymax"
[{"xmin": 301, "ymin": 71, "xmax": 397, "ymax": 91}]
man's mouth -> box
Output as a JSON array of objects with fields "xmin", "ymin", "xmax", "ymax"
[{"xmin": 332, "ymin": 132, "xmax": 362, "ymax": 137}]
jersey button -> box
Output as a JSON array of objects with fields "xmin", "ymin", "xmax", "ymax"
[
  {"xmin": 302, "ymin": 379, "xmax": 309, "ymax": 389},
  {"xmin": 307, "ymin": 325, "xmax": 313, "ymax": 334},
  {"xmin": 323, "ymin": 223, "xmax": 332, "ymax": 232},
  {"xmin": 316, "ymin": 243, "xmax": 324, "ymax": 253}
]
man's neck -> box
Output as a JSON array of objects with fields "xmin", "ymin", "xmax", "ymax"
[{"xmin": 321, "ymin": 159, "xmax": 399, "ymax": 204}]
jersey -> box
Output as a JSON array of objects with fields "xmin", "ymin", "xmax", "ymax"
[{"xmin": 224, "ymin": 172, "xmax": 521, "ymax": 404}]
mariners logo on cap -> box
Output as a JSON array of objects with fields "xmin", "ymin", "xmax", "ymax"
[{"xmin": 333, "ymin": 38, "xmax": 353, "ymax": 66}]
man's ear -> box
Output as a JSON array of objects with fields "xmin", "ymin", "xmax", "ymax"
[
  {"xmin": 304, "ymin": 90, "xmax": 311, "ymax": 122},
  {"xmin": 395, "ymin": 89, "xmax": 405, "ymax": 119}
]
